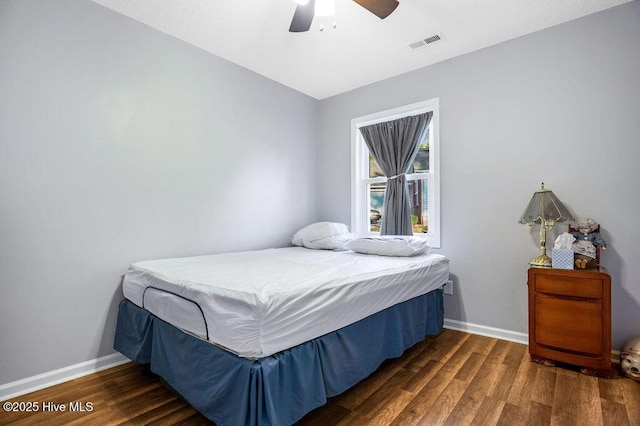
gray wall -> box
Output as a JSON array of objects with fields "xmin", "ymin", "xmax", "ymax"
[
  {"xmin": 0, "ymin": 0, "xmax": 318, "ymax": 384},
  {"xmin": 317, "ymin": 2, "xmax": 640, "ymax": 349}
]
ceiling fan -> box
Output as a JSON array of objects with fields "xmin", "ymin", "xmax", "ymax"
[{"xmin": 289, "ymin": 0, "xmax": 400, "ymax": 33}]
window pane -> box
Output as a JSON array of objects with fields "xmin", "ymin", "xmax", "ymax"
[
  {"xmin": 368, "ymin": 179, "xmax": 429, "ymax": 234},
  {"xmin": 368, "ymin": 182, "xmax": 385, "ymax": 232},
  {"xmin": 409, "ymin": 178, "xmax": 429, "ymax": 234},
  {"xmin": 370, "ymin": 127, "xmax": 429, "ymax": 177},
  {"xmin": 369, "ymin": 154, "xmax": 384, "ymax": 178},
  {"xmin": 409, "ymin": 128, "xmax": 430, "ymax": 173}
]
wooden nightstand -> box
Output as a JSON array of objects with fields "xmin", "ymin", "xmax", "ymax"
[{"xmin": 527, "ymin": 267, "xmax": 611, "ymax": 378}]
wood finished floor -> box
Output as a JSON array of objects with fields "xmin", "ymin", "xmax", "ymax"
[{"xmin": 2, "ymin": 329, "xmax": 639, "ymax": 425}]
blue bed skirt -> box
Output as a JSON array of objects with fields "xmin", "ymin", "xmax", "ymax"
[{"xmin": 114, "ymin": 288, "xmax": 443, "ymax": 426}]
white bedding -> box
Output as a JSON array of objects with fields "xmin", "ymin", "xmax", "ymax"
[{"xmin": 122, "ymin": 247, "xmax": 449, "ymax": 358}]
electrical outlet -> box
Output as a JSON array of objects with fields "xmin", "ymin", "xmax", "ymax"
[{"xmin": 443, "ymin": 280, "xmax": 454, "ymax": 295}]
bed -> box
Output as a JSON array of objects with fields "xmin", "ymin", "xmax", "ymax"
[{"xmin": 114, "ymin": 246, "xmax": 449, "ymax": 425}]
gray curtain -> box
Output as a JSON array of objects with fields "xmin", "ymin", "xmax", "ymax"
[{"xmin": 359, "ymin": 112, "xmax": 432, "ymax": 235}]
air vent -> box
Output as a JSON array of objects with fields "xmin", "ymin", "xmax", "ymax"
[
  {"xmin": 409, "ymin": 32, "xmax": 445, "ymax": 50},
  {"xmin": 424, "ymin": 34, "xmax": 441, "ymax": 44}
]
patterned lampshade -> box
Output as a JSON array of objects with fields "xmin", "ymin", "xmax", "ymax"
[{"xmin": 519, "ymin": 183, "xmax": 574, "ymax": 226}]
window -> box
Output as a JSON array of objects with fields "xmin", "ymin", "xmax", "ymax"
[{"xmin": 351, "ymin": 98, "xmax": 440, "ymax": 247}]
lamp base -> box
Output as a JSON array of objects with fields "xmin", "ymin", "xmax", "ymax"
[{"xmin": 529, "ymin": 253, "xmax": 552, "ymax": 268}]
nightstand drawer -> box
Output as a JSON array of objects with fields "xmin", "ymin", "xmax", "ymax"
[
  {"xmin": 535, "ymin": 274, "xmax": 603, "ymax": 298},
  {"xmin": 534, "ymin": 295, "xmax": 603, "ymax": 355}
]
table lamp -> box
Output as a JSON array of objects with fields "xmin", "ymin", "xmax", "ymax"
[{"xmin": 519, "ymin": 183, "xmax": 574, "ymax": 268}]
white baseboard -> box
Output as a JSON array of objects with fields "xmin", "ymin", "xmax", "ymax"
[
  {"xmin": 444, "ymin": 318, "xmax": 529, "ymax": 345},
  {"xmin": 0, "ymin": 352, "xmax": 130, "ymax": 402},
  {"xmin": 444, "ymin": 318, "xmax": 621, "ymax": 364}
]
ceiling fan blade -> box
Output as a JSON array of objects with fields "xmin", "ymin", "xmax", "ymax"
[
  {"xmin": 289, "ymin": 0, "xmax": 316, "ymax": 32},
  {"xmin": 353, "ymin": 0, "xmax": 399, "ymax": 19}
]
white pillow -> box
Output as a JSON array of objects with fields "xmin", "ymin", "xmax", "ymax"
[
  {"xmin": 292, "ymin": 222, "xmax": 352, "ymax": 250},
  {"xmin": 303, "ymin": 233, "xmax": 356, "ymax": 251},
  {"xmin": 347, "ymin": 236, "xmax": 431, "ymax": 257}
]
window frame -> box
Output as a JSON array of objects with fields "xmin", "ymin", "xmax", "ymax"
[{"xmin": 350, "ymin": 98, "xmax": 441, "ymax": 248}]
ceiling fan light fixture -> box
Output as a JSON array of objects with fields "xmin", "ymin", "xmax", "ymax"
[
  {"xmin": 290, "ymin": 0, "xmax": 395, "ymax": 33},
  {"xmin": 315, "ymin": 0, "xmax": 335, "ymax": 17}
]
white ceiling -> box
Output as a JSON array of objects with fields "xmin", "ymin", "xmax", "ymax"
[{"xmin": 90, "ymin": 0, "xmax": 632, "ymax": 99}]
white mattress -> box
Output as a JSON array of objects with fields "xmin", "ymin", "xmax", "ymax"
[{"xmin": 122, "ymin": 247, "xmax": 449, "ymax": 358}]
